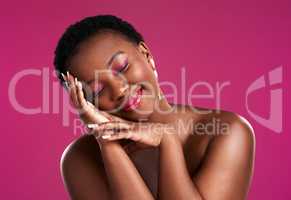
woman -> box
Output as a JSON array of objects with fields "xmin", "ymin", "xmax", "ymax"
[{"xmin": 54, "ymin": 15, "xmax": 255, "ymax": 200}]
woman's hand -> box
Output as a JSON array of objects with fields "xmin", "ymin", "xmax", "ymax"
[
  {"xmin": 62, "ymin": 71, "xmax": 116, "ymax": 124},
  {"xmin": 88, "ymin": 120, "xmax": 176, "ymax": 153}
]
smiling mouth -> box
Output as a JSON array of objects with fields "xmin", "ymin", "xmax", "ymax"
[{"xmin": 122, "ymin": 85, "xmax": 143, "ymax": 112}]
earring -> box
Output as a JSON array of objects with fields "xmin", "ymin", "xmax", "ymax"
[
  {"xmin": 149, "ymin": 58, "xmax": 162, "ymax": 100},
  {"xmin": 150, "ymin": 59, "xmax": 158, "ymax": 79},
  {"xmin": 158, "ymin": 90, "xmax": 162, "ymax": 100},
  {"xmin": 154, "ymin": 70, "xmax": 158, "ymax": 79},
  {"xmin": 158, "ymin": 89, "xmax": 164, "ymax": 100}
]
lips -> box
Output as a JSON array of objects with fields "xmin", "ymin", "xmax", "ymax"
[{"xmin": 122, "ymin": 85, "xmax": 143, "ymax": 111}]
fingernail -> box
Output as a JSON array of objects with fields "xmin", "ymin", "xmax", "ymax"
[
  {"xmin": 87, "ymin": 124, "xmax": 99, "ymax": 128},
  {"xmin": 75, "ymin": 77, "xmax": 78, "ymax": 85},
  {"xmin": 102, "ymin": 135, "xmax": 111, "ymax": 139},
  {"xmin": 61, "ymin": 73, "xmax": 66, "ymax": 81},
  {"xmin": 66, "ymin": 71, "xmax": 69, "ymax": 78}
]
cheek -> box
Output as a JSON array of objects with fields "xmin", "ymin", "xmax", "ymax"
[{"xmin": 129, "ymin": 60, "xmax": 156, "ymax": 87}]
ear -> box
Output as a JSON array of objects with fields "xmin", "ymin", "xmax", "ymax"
[{"xmin": 138, "ymin": 42, "xmax": 155, "ymax": 70}]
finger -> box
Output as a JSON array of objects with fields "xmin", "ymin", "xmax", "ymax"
[
  {"xmin": 87, "ymin": 123, "xmax": 132, "ymax": 138},
  {"xmin": 98, "ymin": 111, "xmax": 115, "ymax": 121},
  {"xmin": 99, "ymin": 129, "xmax": 115, "ymax": 139},
  {"xmin": 61, "ymin": 72, "xmax": 66, "ymax": 81},
  {"xmin": 101, "ymin": 129, "xmax": 133, "ymax": 140},
  {"xmin": 61, "ymin": 73, "xmax": 71, "ymax": 91},
  {"xmin": 103, "ymin": 112, "xmax": 128, "ymax": 122},
  {"xmin": 91, "ymin": 129, "xmax": 115, "ymax": 140},
  {"xmin": 66, "ymin": 71, "xmax": 73, "ymax": 87},
  {"xmin": 93, "ymin": 109, "xmax": 121, "ymax": 122},
  {"xmin": 75, "ymin": 81, "xmax": 88, "ymax": 108},
  {"xmin": 74, "ymin": 77, "xmax": 81, "ymax": 108},
  {"xmin": 97, "ymin": 121, "xmax": 133, "ymax": 131},
  {"xmin": 67, "ymin": 72, "xmax": 80, "ymax": 108},
  {"xmin": 83, "ymin": 97, "xmax": 127, "ymax": 124},
  {"xmin": 87, "ymin": 122, "xmax": 131, "ymax": 135},
  {"xmin": 86, "ymin": 101, "xmax": 126, "ymax": 123}
]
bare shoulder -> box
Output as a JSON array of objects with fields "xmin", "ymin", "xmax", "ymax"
[
  {"xmin": 210, "ymin": 110, "xmax": 256, "ymax": 151},
  {"xmin": 189, "ymin": 108, "xmax": 256, "ymax": 200},
  {"xmin": 60, "ymin": 134, "xmax": 110, "ymax": 199},
  {"xmin": 170, "ymin": 104, "xmax": 255, "ymax": 152},
  {"xmin": 183, "ymin": 104, "xmax": 255, "ymax": 147},
  {"xmin": 60, "ymin": 134, "xmax": 102, "ymax": 171}
]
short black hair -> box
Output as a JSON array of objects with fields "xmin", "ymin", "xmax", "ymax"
[{"xmin": 53, "ymin": 14, "xmax": 144, "ymax": 86}]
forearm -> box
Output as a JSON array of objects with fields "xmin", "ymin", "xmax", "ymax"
[
  {"xmin": 100, "ymin": 141, "xmax": 155, "ymax": 200},
  {"xmin": 158, "ymin": 134, "xmax": 203, "ymax": 200}
]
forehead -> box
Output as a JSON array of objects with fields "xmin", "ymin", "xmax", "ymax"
[{"xmin": 69, "ymin": 32, "xmax": 137, "ymax": 80}]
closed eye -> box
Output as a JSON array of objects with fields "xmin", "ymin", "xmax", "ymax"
[{"xmin": 115, "ymin": 61, "xmax": 129, "ymax": 73}]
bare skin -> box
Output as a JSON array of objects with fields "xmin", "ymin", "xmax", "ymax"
[{"xmin": 59, "ymin": 32, "xmax": 255, "ymax": 200}]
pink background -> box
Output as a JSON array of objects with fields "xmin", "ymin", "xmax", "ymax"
[{"xmin": 1, "ymin": 0, "xmax": 291, "ymax": 199}]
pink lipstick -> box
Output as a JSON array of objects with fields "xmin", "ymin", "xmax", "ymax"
[{"xmin": 123, "ymin": 86, "xmax": 143, "ymax": 111}]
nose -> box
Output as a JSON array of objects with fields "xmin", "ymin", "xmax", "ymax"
[{"xmin": 109, "ymin": 77, "xmax": 129, "ymax": 102}]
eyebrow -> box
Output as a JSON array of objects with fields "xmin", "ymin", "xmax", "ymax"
[{"xmin": 86, "ymin": 50, "xmax": 125, "ymax": 84}]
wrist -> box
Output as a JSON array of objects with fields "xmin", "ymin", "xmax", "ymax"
[
  {"xmin": 160, "ymin": 132, "xmax": 180, "ymax": 147},
  {"xmin": 97, "ymin": 139, "xmax": 120, "ymax": 151}
]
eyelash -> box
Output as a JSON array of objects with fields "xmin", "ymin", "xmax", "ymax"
[
  {"xmin": 93, "ymin": 61, "xmax": 129, "ymax": 97},
  {"xmin": 117, "ymin": 61, "xmax": 129, "ymax": 73}
]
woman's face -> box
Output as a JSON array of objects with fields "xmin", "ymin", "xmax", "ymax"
[{"xmin": 68, "ymin": 32, "xmax": 160, "ymax": 121}]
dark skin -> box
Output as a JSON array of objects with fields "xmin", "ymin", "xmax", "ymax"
[{"xmin": 60, "ymin": 31, "xmax": 255, "ymax": 200}]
